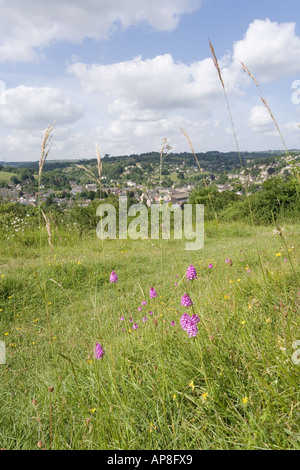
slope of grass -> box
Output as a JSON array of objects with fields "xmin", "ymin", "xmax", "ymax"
[
  {"xmin": 0, "ymin": 221, "xmax": 299, "ymax": 450},
  {"xmin": 0, "ymin": 171, "xmax": 17, "ymax": 183}
]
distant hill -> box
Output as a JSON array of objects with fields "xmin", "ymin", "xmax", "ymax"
[{"xmin": 0, "ymin": 149, "xmax": 296, "ymax": 172}]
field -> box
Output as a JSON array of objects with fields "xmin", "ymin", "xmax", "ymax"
[
  {"xmin": 0, "ymin": 218, "xmax": 299, "ymax": 450},
  {"xmin": 0, "ymin": 171, "xmax": 17, "ymax": 184}
]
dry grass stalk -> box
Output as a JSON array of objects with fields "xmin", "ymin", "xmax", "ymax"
[
  {"xmin": 75, "ymin": 164, "xmax": 99, "ymax": 185},
  {"xmin": 180, "ymin": 128, "xmax": 203, "ymax": 174},
  {"xmin": 209, "ymin": 40, "xmax": 243, "ymax": 173},
  {"xmin": 41, "ymin": 209, "xmax": 52, "ymax": 252},
  {"xmin": 240, "ymin": 61, "xmax": 259, "ymax": 89},
  {"xmin": 180, "ymin": 127, "xmax": 218, "ymax": 221},
  {"xmin": 159, "ymin": 138, "xmax": 172, "ymax": 190},
  {"xmin": 95, "ymin": 144, "xmax": 102, "ymax": 181},
  {"xmin": 39, "ymin": 122, "xmax": 55, "ymax": 182},
  {"xmin": 209, "ymin": 39, "xmax": 225, "ymax": 90},
  {"xmin": 240, "ymin": 62, "xmax": 299, "ymax": 184},
  {"xmin": 76, "ymin": 143, "xmax": 103, "ymax": 189},
  {"xmin": 240, "ymin": 61, "xmax": 288, "ymax": 150},
  {"xmin": 76, "ymin": 144, "xmax": 106, "ymax": 263},
  {"xmin": 49, "ymin": 213, "xmax": 62, "ymax": 243}
]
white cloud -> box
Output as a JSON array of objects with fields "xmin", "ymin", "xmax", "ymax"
[
  {"xmin": 68, "ymin": 54, "xmax": 224, "ymax": 113},
  {"xmin": 248, "ymin": 105, "xmax": 274, "ymax": 132},
  {"xmin": 0, "ymin": 0, "xmax": 201, "ymax": 62},
  {"xmin": 0, "ymin": 85, "xmax": 83, "ymax": 129},
  {"xmin": 232, "ymin": 18, "xmax": 300, "ymax": 82}
]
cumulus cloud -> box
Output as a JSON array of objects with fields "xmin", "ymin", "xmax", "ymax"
[
  {"xmin": 0, "ymin": 0, "xmax": 201, "ymax": 62},
  {"xmin": 232, "ymin": 18, "xmax": 300, "ymax": 82},
  {"xmin": 68, "ymin": 54, "xmax": 225, "ymax": 114},
  {"xmin": 67, "ymin": 18, "xmax": 300, "ymax": 121},
  {"xmin": 0, "ymin": 85, "xmax": 83, "ymax": 129},
  {"xmin": 248, "ymin": 105, "xmax": 275, "ymax": 134}
]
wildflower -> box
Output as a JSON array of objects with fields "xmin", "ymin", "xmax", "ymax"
[
  {"xmin": 149, "ymin": 311, "xmax": 153, "ymax": 315},
  {"xmin": 187, "ymin": 322, "xmax": 198, "ymax": 338},
  {"xmin": 175, "ymin": 283, "xmax": 178, "ymax": 287},
  {"xmin": 224, "ymin": 295, "xmax": 230, "ymax": 300},
  {"xmin": 208, "ymin": 263, "xmax": 213, "ymax": 269},
  {"xmin": 190, "ymin": 313, "xmax": 200, "ymax": 325},
  {"xmin": 94, "ymin": 342, "xmax": 105, "ymax": 360},
  {"xmin": 180, "ymin": 313, "xmax": 190, "ymax": 331},
  {"xmin": 149, "ymin": 287, "xmax": 157, "ymax": 299},
  {"xmin": 129, "ymin": 317, "xmax": 133, "ymax": 323},
  {"xmin": 186, "ymin": 265, "xmax": 197, "ymax": 281},
  {"xmin": 141, "ymin": 301, "xmax": 147, "ymax": 306},
  {"xmin": 143, "ymin": 317, "xmax": 148, "ymax": 322},
  {"xmin": 138, "ymin": 307, "xmax": 142, "ymax": 312},
  {"xmin": 120, "ymin": 316, "xmax": 125, "ymax": 322},
  {"xmin": 242, "ymin": 397, "xmax": 248, "ymax": 405},
  {"xmin": 202, "ymin": 392, "xmax": 208, "ymax": 401},
  {"xmin": 133, "ymin": 324, "xmax": 139, "ymax": 330},
  {"xmin": 189, "ymin": 381, "xmax": 195, "ymax": 391},
  {"xmin": 266, "ymin": 318, "xmax": 272, "ymax": 324},
  {"xmin": 171, "ymin": 321, "xmax": 175, "ymax": 326},
  {"xmin": 225, "ymin": 258, "xmax": 233, "ymax": 266},
  {"xmin": 276, "ymin": 253, "xmax": 282, "ymax": 257},
  {"xmin": 110, "ymin": 271, "xmax": 118, "ymax": 283},
  {"xmin": 181, "ymin": 313, "xmax": 199, "ymax": 338},
  {"xmin": 181, "ymin": 294, "xmax": 193, "ymax": 307}
]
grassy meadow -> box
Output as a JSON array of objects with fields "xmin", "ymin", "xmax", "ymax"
[{"xmin": 0, "ymin": 218, "xmax": 299, "ymax": 450}]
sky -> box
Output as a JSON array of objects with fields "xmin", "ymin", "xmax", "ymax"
[{"xmin": 1, "ymin": 0, "xmax": 300, "ymax": 162}]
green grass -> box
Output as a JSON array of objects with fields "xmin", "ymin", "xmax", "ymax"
[
  {"xmin": 0, "ymin": 220, "xmax": 299, "ymax": 450},
  {"xmin": 0, "ymin": 171, "xmax": 17, "ymax": 183}
]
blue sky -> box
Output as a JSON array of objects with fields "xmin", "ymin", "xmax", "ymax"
[{"xmin": 1, "ymin": 0, "xmax": 300, "ymax": 161}]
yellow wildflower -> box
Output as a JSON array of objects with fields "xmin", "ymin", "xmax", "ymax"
[{"xmin": 189, "ymin": 381, "xmax": 195, "ymax": 391}]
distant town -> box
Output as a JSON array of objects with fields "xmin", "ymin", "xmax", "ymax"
[{"xmin": 0, "ymin": 150, "xmax": 299, "ymax": 209}]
